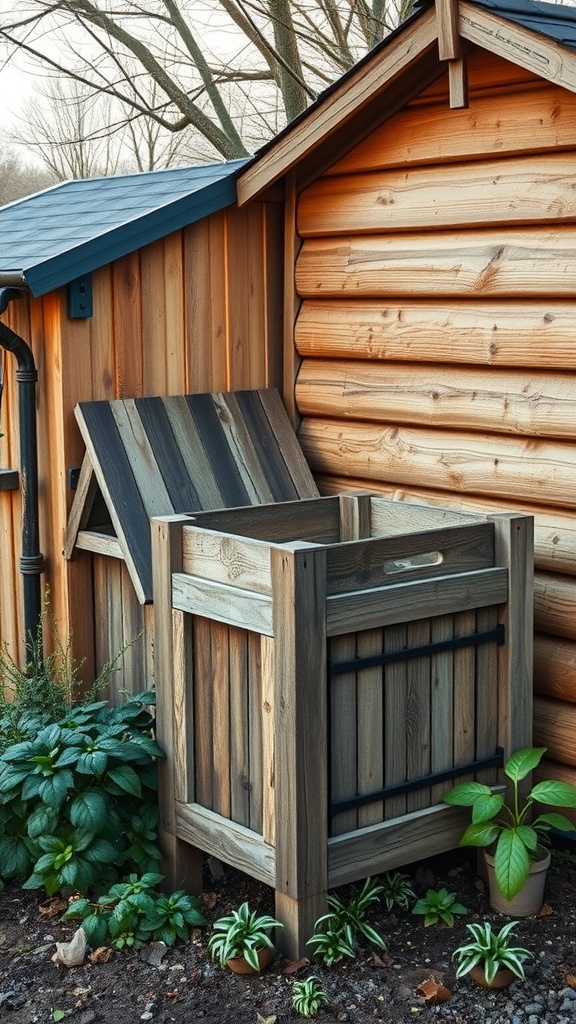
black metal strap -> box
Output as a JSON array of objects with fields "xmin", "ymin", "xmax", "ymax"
[
  {"xmin": 329, "ymin": 625, "xmax": 505, "ymax": 678},
  {"xmin": 330, "ymin": 748, "xmax": 504, "ymax": 816}
]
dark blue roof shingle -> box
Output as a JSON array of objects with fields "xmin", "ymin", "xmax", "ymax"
[{"xmin": 0, "ymin": 159, "xmax": 248, "ymax": 297}]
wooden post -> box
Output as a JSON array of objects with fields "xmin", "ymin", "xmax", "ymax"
[
  {"xmin": 271, "ymin": 544, "xmax": 328, "ymax": 958},
  {"xmin": 151, "ymin": 514, "xmax": 203, "ymax": 893},
  {"xmin": 489, "ymin": 513, "xmax": 534, "ymax": 759}
]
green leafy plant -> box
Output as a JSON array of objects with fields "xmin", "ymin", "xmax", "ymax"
[
  {"xmin": 291, "ymin": 976, "xmax": 329, "ymax": 1017},
  {"xmin": 307, "ymin": 877, "xmax": 385, "ymax": 965},
  {"xmin": 380, "ymin": 870, "xmax": 416, "ymax": 912},
  {"xmin": 443, "ymin": 747, "xmax": 576, "ymax": 901},
  {"xmin": 208, "ymin": 902, "xmax": 282, "ymax": 971},
  {"xmin": 0, "ymin": 692, "xmax": 162, "ymax": 895},
  {"xmin": 0, "ymin": 587, "xmax": 135, "ymax": 754},
  {"xmin": 452, "ymin": 920, "xmax": 533, "ymax": 985},
  {"xmin": 412, "ymin": 887, "xmax": 468, "ymax": 927},
  {"xmin": 64, "ymin": 872, "xmax": 206, "ymax": 949}
]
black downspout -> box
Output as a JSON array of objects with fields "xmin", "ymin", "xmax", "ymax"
[{"xmin": 0, "ymin": 287, "xmax": 45, "ymax": 645}]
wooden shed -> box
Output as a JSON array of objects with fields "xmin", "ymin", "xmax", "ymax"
[
  {"xmin": 0, "ymin": 160, "xmax": 286, "ymax": 688},
  {"xmin": 236, "ymin": 0, "xmax": 576, "ymax": 814}
]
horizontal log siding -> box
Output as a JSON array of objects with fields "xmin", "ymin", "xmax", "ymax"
[
  {"xmin": 294, "ymin": 51, "xmax": 576, "ymax": 786},
  {"xmin": 0, "ymin": 201, "xmax": 283, "ymax": 686}
]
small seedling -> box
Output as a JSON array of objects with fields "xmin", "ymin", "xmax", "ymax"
[
  {"xmin": 380, "ymin": 870, "xmax": 416, "ymax": 912},
  {"xmin": 307, "ymin": 877, "xmax": 385, "ymax": 965},
  {"xmin": 292, "ymin": 975, "xmax": 329, "ymax": 1017},
  {"xmin": 452, "ymin": 920, "xmax": 533, "ymax": 985},
  {"xmin": 412, "ymin": 887, "xmax": 468, "ymax": 927}
]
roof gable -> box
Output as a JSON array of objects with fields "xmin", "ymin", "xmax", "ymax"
[
  {"xmin": 237, "ymin": 0, "xmax": 576, "ymax": 204},
  {"xmin": 0, "ymin": 159, "xmax": 248, "ymax": 297}
]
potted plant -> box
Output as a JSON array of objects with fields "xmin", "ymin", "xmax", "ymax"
[
  {"xmin": 207, "ymin": 901, "xmax": 283, "ymax": 974},
  {"xmin": 443, "ymin": 747, "xmax": 576, "ymax": 914},
  {"xmin": 452, "ymin": 920, "xmax": 533, "ymax": 989}
]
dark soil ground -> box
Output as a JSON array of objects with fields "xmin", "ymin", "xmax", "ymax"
[{"xmin": 1, "ymin": 844, "xmax": 575, "ymax": 1024}]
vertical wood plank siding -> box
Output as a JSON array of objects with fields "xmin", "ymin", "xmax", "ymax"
[
  {"xmin": 0, "ymin": 200, "xmax": 283, "ymax": 678},
  {"xmin": 293, "ymin": 47, "xmax": 576, "ymax": 799}
]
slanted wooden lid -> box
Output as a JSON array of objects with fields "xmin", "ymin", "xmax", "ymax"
[{"xmin": 65, "ymin": 389, "xmax": 318, "ymax": 603}]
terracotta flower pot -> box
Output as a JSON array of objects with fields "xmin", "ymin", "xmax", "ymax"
[
  {"xmin": 226, "ymin": 945, "xmax": 274, "ymax": 975},
  {"xmin": 469, "ymin": 964, "xmax": 516, "ymax": 990},
  {"xmin": 484, "ymin": 846, "xmax": 550, "ymax": 917}
]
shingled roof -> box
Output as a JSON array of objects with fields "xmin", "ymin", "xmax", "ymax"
[{"xmin": 0, "ymin": 159, "xmax": 248, "ymax": 297}]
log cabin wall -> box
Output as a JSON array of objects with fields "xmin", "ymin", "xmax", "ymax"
[
  {"xmin": 0, "ymin": 199, "xmax": 284, "ymax": 691},
  {"xmin": 292, "ymin": 47, "xmax": 576, "ymax": 814}
]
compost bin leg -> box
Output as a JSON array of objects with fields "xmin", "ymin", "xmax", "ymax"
[
  {"xmin": 274, "ymin": 890, "xmax": 327, "ymax": 961},
  {"xmin": 160, "ymin": 833, "xmax": 203, "ymax": 895}
]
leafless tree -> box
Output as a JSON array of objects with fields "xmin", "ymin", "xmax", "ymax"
[
  {"xmin": 0, "ymin": 0, "xmax": 417, "ymax": 160},
  {"xmin": 0, "ymin": 147, "xmax": 56, "ymax": 204},
  {"xmin": 9, "ymin": 77, "xmax": 195, "ymax": 178}
]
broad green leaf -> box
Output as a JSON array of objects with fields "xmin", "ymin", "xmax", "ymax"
[
  {"xmin": 39, "ymin": 770, "xmax": 74, "ymax": 809},
  {"xmin": 0, "ymin": 766, "xmax": 30, "ymax": 792},
  {"xmin": 0, "ymin": 835, "xmax": 32, "ymax": 877},
  {"xmin": 83, "ymin": 913, "xmax": 109, "ymax": 948},
  {"xmin": 443, "ymin": 782, "xmax": 492, "ymax": 807},
  {"xmin": 76, "ymin": 750, "xmax": 108, "ymax": 776},
  {"xmin": 535, "ymin": 812, "xmax": 575, "ymax": 832},
  {"xmin": 470, "ymin": 792, "xmax": 505, "ymax": 824},
  {"xmin": 515, "ymin": 824, "xmax": 538, "ymax": 851},
  {"xmin": 21, "ymin": 775, "xmax": 43, "ymax": 801},
  {"xmin": 495, "ymin": 830, "xmax": 531, "ymax": 900},
  {"xmin": 69, "ymin": 791, "xmax": 108, "ymax": 832},
  {"xmin": 82, "ymin": 837, "xmax": 118, "ymax": 864},
  {"xmin": 531, "ymin": 780, "xmax": 576, "ymax": 807},
  {"xmin": 106, "ymin": 765, "xmax": 141, "ymax": 797},
  {"xmin": 26, "ymin": 804, "xmax": 59, "ymax": 838},
  {"xmin": 459, "ymin": 822, "xmax": 500, "ymax": 847},
  {"xmin": 505, "ymin": 747, "xmax": 546, "ymax": 784},
  {"xmin": 0, "ymin": 741, "xmax": 36, "ymax": 763}
]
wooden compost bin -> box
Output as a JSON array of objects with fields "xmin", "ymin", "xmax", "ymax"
[{"xmin": 152, "ymin": 493, "xmax": 533, "ymax": 958}]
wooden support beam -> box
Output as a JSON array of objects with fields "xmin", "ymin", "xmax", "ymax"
[
  {"xmin": 152, "ymin": 514, "xmax": 203, "ymax": 894},
  {"xmin": 436, "ymin": 0, "xmax": 460, "ymax": 61},
  {"xmin": 489, "ymin": 514, "xmax": 534, "ymax": 760},
  {"xmin": 271, "ymin": 545, "xmax": 328, "ymax": 958}
]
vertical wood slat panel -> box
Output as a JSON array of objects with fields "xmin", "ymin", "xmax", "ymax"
[
  {"xmin": 248, "ymin": 631, "xmax": 264, "ymax": 834},
  {"xmin": 194, "ymin": 616, "xmax": 214, "ymax": 810},
  {"xmin": 383, "ymin": 623, "xmax": 408, "ymax": 820},
  {"xmin": 212, "ymin": 621, "xmax": 231, "ymax": 819},
  {"xmin": 163, "ymin": 233, "xmax": 187, "ymax": 396},
  {"xmin": 453, "ymin": 610, "xmax": 477, "ymax": 780},
  {"xmin": 406, "ymin": 618, "xmax": 431, "ymax": 813},
  {"xmin": 329, "ymin": 633, "xmax": 358, "ymax": 836},
  {"xmin": 261, "ymin": 634, "xmax": 276, "ymax": 847},
  {"xmin": 229, "ymin": 627, "xmax": 250, "ymax": 827},
  {"xmin": 141, "ymin": 238, "xmax": 168, "ymax": 398},
  {"xmin": 475, "ymin": 605, "xmax": 500, "ymax": 785},
  {"xmin": 430, "ymin": 614, "xmax": 455, "ymax": 804},
  {"xmin": 113, "ymin": 252, "xmax": 143, "ymax": 398},
  {"xmin": 356, "ymin": 628, "xmax": 384, "ymax": 827}
]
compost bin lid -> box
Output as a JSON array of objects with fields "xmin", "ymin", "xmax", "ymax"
[{"xmin": 65, "ymin": 389, "xmax": 319, "ymax": 603}]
